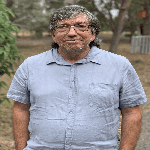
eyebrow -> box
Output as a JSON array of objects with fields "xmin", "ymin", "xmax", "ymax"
[{"xmin": 59, "ymin": 22, "xmax": 87, "ymax": 25}]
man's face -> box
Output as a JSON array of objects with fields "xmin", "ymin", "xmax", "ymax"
[{"xmin": 51, "ymin": 14, "xmax": 96, "ymax": 57}]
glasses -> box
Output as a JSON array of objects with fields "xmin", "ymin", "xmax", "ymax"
[{"xmin": 55, "ymin": 24, "xmax": 90, "ymax": 33}]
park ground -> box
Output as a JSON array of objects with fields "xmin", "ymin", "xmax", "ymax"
[{"xmin": 0, "ymin": 31, "xmax": 150, "ymax": 149}]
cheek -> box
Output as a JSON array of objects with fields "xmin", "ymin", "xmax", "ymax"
[
  {"xmin": 54, "ymin": 35, "xmax": 65, "ymax": 43},
  {"xmin": 80, "ymin": 32, "xmax": 94, "ymax": 40},
  {"xmin": 81, "ymin": 36, "xmax": 94, "ymax": 44}
]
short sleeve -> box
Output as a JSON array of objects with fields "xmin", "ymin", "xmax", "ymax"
[
  {"xmin": 119, "ymin": 58, "xmax": 147, "ymax": 108},
  {"xmin": 7, "ymin": 59, "xmax": 30, "ymax": 104}
]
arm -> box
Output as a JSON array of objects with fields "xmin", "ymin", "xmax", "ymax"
[
  {"xmin": 13, "ymin": 101, "xmax": 30, "ymax": 150},
  {"xmin": 119, "ymin": 105, "xmax": 142, "ymax": 150}
]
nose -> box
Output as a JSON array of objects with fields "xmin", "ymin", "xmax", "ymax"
[{"xmin": 67, "ymin": 26, "xmax": 77, "ymax": 36}]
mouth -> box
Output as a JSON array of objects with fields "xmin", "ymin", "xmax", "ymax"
[{"xmin": 66, "ymin": 40, "xmax": 78, "ymax": 43}]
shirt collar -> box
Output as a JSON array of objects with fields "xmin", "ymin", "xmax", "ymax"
[{"xmin": 46, "ymin": 46, "xmax": 102, "ymax": 65}]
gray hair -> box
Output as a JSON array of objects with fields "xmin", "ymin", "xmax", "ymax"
[{"xmin": 48, "ymin": 5, "xmax": 102, "ymax": 48}]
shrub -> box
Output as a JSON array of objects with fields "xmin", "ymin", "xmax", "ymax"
[
  {"xmin": 134, "ymin": 58, "xmax": 143, "ymax": 63},
  {"xmin": 124, "ymin": 33, "xmax": 138, "ymax": 37},
  {"xmin": 0, "ymin": 0, "xmax": 24, "ymax": 104}
]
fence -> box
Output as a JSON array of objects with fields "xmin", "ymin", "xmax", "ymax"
[{"xmin": 131, "ymin": 36, "xmax": 150, "ymax": 54}]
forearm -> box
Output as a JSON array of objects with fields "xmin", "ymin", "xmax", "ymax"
[
  {"xmin": 13, "ymin": 108, "xmax": 30, "ymax": 150},
  {"xmin": 119, "ymin": 113, "xmax": 142, "ymax": 150}
]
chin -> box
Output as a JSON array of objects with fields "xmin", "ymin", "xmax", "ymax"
[{"xmin": 63, "ymin": 46, "xmax": 80, "ymax": 50}]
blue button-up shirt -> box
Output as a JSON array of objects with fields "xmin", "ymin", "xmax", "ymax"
[{"xmin": 7, "ymin": 46, "xmax": 147, "ymax": 150}]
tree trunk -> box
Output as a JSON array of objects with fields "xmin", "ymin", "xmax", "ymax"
[
  {"xmin": 137, "ymin": 26, "xmax": 141, "ymax": 36},
  {"xmin": 140, "ymin": 24, "xmax": 144, "ymax": 35},
  {"xmin": 143, "ymin": 0, "xmax": 150, "ymax": 35},
  {"xmin": 129, "ymin": 22, "xmax": 137, "ymax": 43},
  {"xmin": 109, "ymin": 0, "xmax": 132, "ymax": 54}
]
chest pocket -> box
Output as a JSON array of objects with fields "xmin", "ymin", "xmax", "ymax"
[{"xmin": 88, "ymin": 83, "xmax": 115, "ymax": 109}]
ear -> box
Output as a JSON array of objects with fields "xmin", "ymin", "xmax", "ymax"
[
  {"xmin": 91, "ymin": 32, "xmax": 96, "ymax": 41},
  {"xmin": 51, "ymin": 30, "xmax": 56, "ymax": 41}
]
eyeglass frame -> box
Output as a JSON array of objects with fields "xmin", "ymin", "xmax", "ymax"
[{"xmin": 54, "ymin": 24, "xmax": 91, "ymax": 33}]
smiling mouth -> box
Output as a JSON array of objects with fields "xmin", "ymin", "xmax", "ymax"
[
  {"xmin": 67, "ymin": 40, "xmax": 77, "ymax": 41},
  {"xmin": 66, "ymin": 40, "xmax": 78, "ymax": 43}
]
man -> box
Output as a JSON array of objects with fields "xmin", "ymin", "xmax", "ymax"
[{"xmin": 7, "ymin": 5, "xmax": 147, "ymax": 150}]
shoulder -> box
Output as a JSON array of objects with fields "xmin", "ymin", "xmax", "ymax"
[
  {"xmin": 26, "ymin": 49, "xmax": 52, "ymax": 64},
  {"xmin": 94, "ymin": 47, "xmax": 130, "ymax": 71},
  {"xmin": 21, "ymin": 49, "xmax": 54, "ymax": 70}
]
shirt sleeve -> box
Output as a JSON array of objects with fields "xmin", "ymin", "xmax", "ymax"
[
  {"xmin": 119, "ymin": 58, "xmax": 147, "ymax": 108},
  {"xmin": 7, "ymin": 58, "xmax": 30, "ymax": 104}
]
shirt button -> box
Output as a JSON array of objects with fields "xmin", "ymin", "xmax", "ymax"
[{"xmin": 69, "ymin": 95, "xmax": 73, "ymax": 98}]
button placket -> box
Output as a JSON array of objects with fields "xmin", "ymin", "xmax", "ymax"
[{"xmin": 65, "ymin": 65, "xmax": 76, "ymax": 150}]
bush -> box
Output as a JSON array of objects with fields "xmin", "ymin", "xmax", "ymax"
[
  {"xmin": 124, "ymin": 33, "xmax": 138, "ymax": 37},
  {"xmin": 0, "ymin": 0, "xmax": 25, "ymax": 104},
  {"xmin": 134, "ymin": 58, "xmax": 143, "ymax": 63}
]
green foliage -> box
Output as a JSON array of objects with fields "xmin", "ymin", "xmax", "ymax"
[
  {"xmin": 4, "ymin": 0, "xmax": 63, "ymax": 39},
  {"xmin": 49, "ymin": 0, "xmax": 64, "ymax": 9},
  {"xmin": 124, "ymin": 33, "xmax": 138, "ymax": 37},
  {"xmin": 124, "ymin": 0, "xmax": 144, "ymax": 34},
  {"xmin": 0, "ymin": 0, "xmax": 25, "ymax": 105},
  {"xmin": 77, "ymin": 0, "xmax": 110, "ymax": 31},
  {"xmin": 135, "ymin": 58, "xmax": 143, "ymax": 63}
]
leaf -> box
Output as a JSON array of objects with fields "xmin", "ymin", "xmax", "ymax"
[
  {"xmin": 11, "ymin": 70, "xmax": 16, "ymax": 75},
  {"xmin": 0, "ymin": 15, "xmax": 4, "ymax": 23},
  {"xmin": 2, "ymin": 12, "xmax": 9, "ymax": 21},
  {"xmin": 12, "ymin": 61, "xmax": 17, "ymax": 66},
  {"xmin": 19, "ymin": 55, "xmax": 25, "ymax": 60},
  {"xmin": 11, "ymin": 25, "xmax": 19, "ymax": 32},
  {"xmin": 0, "ymin": 38, "xmax": 4, "ymax": 45},
  {"xmin": 0, "ymin": 32, "xmax": 5, "ymax": 39},
  {"xmin": 0, "ymin": 81, "xmax": 7, "ymax": 87},
  {"xmin": 10, "ymin": 44, "xmax": 17, "ymax": 50},
  {"xmin": 0, "ymin": 95, "xmax": 10, "ymax": 104},
  {"xmin": 3, "ymin": 51, "xmax": 8, "ymax": 60},
  {"xmin": 6, "ymin": 20, "xmax": 11, "ymax": 25},
  {"xmin": 6, "ymin": 61, "xmax": 13, "ymax": 69},
  {"xmin": 0, "ymin": 31, "xmax": 6, "ymax": 38},
  {"xmin": 7, "ymin": 8, "xmax": 15, "ymax": 18},
  {"xmin": 0, "ymin": 47, "xmax": 4, "ymax": 54},
  {"xmin": 9, "ymin": 38, "xmax": 15, "ymax": 44},
  {"xmin": 0, "ymin": 51, "xmax": 3, "ymax": 55},
  {"xmin": 5, "ymin": 69, "xmax": 11, "ymax": 76},
  {"xmin": 0, "ymin": 0, "xmax": 4, "ymax": 4},
  {"xmin": 3, "ymin": 96, "xmax": 11, "ymax": 103},
  {"xmin": 4, "ymin": 45, "xmax": 10, "ymax": 52}
]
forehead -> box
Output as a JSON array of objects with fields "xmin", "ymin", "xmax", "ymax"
[{"xmin": 57, "ymin": 14, "xmax": 89, "ymax": 25}]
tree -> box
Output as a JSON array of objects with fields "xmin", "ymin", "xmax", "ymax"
[
  {"xmin": 3, "ymin": 0, "xmax": 65, "ymax": 38},
  {"xmin": 120, "ymin": 0, "xmax": 149, "ymax": 39},
  {"xmin": 12, "ymin": 0, "xmax": 49, "ymax": 39},
  {"xmin": 142, "ymin": 0, "xmax": 150, "ymax": 35},
  {"xmin": 92, "ymin": 0, "xmax": 125, "ymax": 33},
  {"xmin": 0, "ymin": 0, "xmax": 24, "ymax": 104},
  {"xmin": 109, "ymin": 0, "xmax": 132, "ymax": 54},
  {"xmin": 92, "ymin": 0, "xmax": 132, "ymax": 54},
  {"xmin": 77, "ymin": 0, "xmax": 111, "ymax": 31},
  {"xmin": 124, "ymin": 0, "xmax": 144, "ymax": 41}
]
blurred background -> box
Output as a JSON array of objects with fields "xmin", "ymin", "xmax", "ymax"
[{"xmin": 3, "ymin": 0, "xmax": 148, "ymax": 39}]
